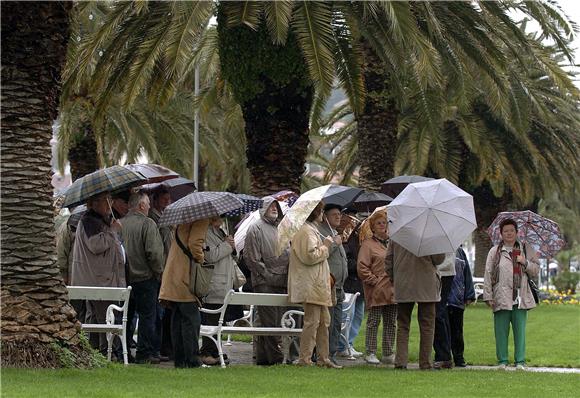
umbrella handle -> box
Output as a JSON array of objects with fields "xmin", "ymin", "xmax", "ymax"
[
  {"xmin": 107, "ymin": 198, "xmax": 116, "ymax": 222},
  {"xmin": 325, "ymin": 217, "xmax": 336, "ymax": 237}
]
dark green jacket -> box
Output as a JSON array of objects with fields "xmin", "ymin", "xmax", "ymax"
[{"xmin": 121, "ymin": 211, "xmax": 164, "ymax": 283}]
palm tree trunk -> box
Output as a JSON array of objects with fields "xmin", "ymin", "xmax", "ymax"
[
  {"xmin": 217, "ymin": 13, "xmax": 314, "ymax": 196},
  {"xmin": 1, "ymin": 1, "xmax": 92, "ymax": 367},
  {"xmin": 357, "ymin": 40, "xmax": 398, "ymax": 191},
  {"xmin": 68, "ymin": 124, "xmax": 99, "ymax": 181},
  {"xmin": 473, "ymin": 229, "xmax": 491, "ymax": 277}
]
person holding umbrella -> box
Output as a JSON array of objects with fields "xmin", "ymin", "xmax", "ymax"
[
  {"xmin": 288, "ymin": 202, "xmax": 342, "ymax": 369},
  {"xmin": 483, "ymin": 218, "xmax": 540, "ymax": 370},
  {"xmin": 70, "ymin": 192, "xmax": 126, "ymax": 355}
]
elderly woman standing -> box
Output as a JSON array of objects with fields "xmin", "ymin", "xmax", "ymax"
[
  {"xmin": 484, "ymin": 218, "xmax": 539, "ymax": 370},
  {"xmin": 288, "ymin": 202, "xmax": 342, "ymax": 369},
  {"xmin": 357, "ymin": 209, "xmax": 397, "ymax": 365}
]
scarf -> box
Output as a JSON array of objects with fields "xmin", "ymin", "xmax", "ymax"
[{"xmin": 492, "ymin": 240, "xmax": 523, "ymax": 301}]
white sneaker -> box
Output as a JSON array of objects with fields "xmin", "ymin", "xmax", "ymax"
[
  {"xmin": 349, "ymin": 346, "xmax": 363, "ymax": 358},
  {"xmin": 365, "ymin": 354, "xmax": 380, "ymax": 365},
  {"xmin": 337, "ymin": 349, "xmax": 354, "ymax": 359},
  {"xmin": 381, "ymin": 354, "xmax": 395, "ymax": 364},
  {"xmin": 497, "ymin": 364, "xmax": 507, "ymax": 370},
  {"xmin": 516, "ymin": 364, "xmax": 526, "ymax": 370}
]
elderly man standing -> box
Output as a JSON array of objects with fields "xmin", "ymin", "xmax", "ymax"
[
  {"xmin": 385, "ymin": 241, "xmax": 445, "ymax": 370},
  {"xmin": 244, "ymin": 196, "xmax": 290, "ymax": 365},
  {"xmin": 318, "ymin": 204, "xmax": 348, "ymax": 364},
  {"xmin": 122, "ymin": 191, "xmax": 165, "ymax": 364},
  {"xmin": 71, "ymin": 192, "xmax": 125, "ymax": 355},
  {"xmin": 149, "ymin": 188, "xmax": 173, "ymax": 259}
]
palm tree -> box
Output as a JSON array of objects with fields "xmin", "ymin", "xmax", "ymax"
[{"xmin": 1, "ymin": 1, "xmax": 93, "ymax": 367}]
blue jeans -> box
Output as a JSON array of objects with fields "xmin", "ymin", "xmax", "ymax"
[
  {"xmin": 337, "ymin": 295, "xmax": 365, "ymax": 352},
  {"xmin": 132, "ymin": 278, "xmax": 159, "ymax": 359}
]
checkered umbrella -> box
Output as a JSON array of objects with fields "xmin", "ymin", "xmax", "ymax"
[
  {"xmin": 271, "ymin": 190, "xmax": 299, "ymax": 207},
  {"xmin": 62, "ymin": 165, "xmax": 146, "ymax": 208},
  {"xmin": 222, "ymin": 194, "xmax": 264, "ymax": 217},
  {"xmin": 487, "ymin": 210, "xmax": 565, "ymax": 259},
  {"xmin": 158, "ymin": 192, "xmax": 244, "ymax": 227},
  {"xmin": 124, "ymin": 163, "xmax": 179, "ymax": 184}
]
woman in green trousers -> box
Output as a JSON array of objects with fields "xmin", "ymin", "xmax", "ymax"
[{"xmin": 483, "ymin": 218, "xmax": 539, "ymax": 370}]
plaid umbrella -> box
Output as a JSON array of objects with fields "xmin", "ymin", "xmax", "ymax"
[
  {"xmin": 124, "ymin": 163, "xmax": 179, "ymax": 184},
  {"xmin": 62, "ymin": 165, "xmax": 146, "ymax": 208},
  {"xmin": 158, "ymin": 192, "xmax": 244, "ymax": 227},
  {"xmin": 222, "ymin": 194, "xmax": 264, "ymax": 217},
  {"xmin": 487, "ymin": 210, "xmax": 565, "ymax": 258}
]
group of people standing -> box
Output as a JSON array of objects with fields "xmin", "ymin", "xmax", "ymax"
[{"xmin": 57, "ymin": 188, "xmax": 539, "ymax": 370}]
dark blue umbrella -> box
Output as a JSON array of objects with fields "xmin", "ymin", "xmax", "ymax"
[{"xmin": 222, "ymin": 194, "xmax": 264, "ymax": 217}]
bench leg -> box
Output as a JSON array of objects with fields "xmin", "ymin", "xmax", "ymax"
[
  {"xmin": 121, "ymin": 330, "xmax": 129, "ymax": 366},
  {"xmin": 216, "ymin": 332, "xmax": 226, "ymax": 368},
  {"xmin": 106, "ymin": 332, "xmax": 113, "ymax": 362}
]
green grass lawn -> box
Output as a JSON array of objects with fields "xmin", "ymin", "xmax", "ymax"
[
  {"xmin": 2, "ymin": 304, "xmax": 579, "ymax": 398},
  {"xmin": 2, "ymin": 365, "xmax": 580, "ymax": 398},
  {"xmin": 231, "ymin": 303, "xmax": 580, "ymax": 367}
]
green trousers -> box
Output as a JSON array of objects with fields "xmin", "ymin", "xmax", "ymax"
[{"xmin": 493, "ymin": 305, "xmax": 528, "ymax": 365}]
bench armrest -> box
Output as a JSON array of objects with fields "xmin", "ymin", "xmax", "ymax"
[
  {"xmin": 106, "ymin": 304, "xmax": 124, "ymax": 325},
  {"xmin": 281, "ymin": 310, "xmax": 304, "ymax": 329}
]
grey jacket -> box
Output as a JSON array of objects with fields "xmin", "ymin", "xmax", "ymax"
[
  {"xmin": 71, "ymin": 210, "xmax": 126, "ymax": 287},
  {"xmin": 318, "ymin": 222, "xmax": 348, "ymax": 293},
  {"xmin": 244, "ymin": 197, "xmax": 289, "ymax": 289},
  {"xmin": 121, "ymin": 211, "xmax": 165, "ymax": 284},
  {"xmin": 204, "ymin": 225, "xmax": 236, "ymax": 304},
  {"xmin": 149, "ymin": 208, "xmax": 173, "ymax": 263}
]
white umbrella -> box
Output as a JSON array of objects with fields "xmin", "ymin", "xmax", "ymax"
[
  {"xmin": 387, "ymin": 178, "xmax": 476, "ymax": 257},
  {"xmin": 234, "ymin": 201, "xmax": 289, "ymax": 253}
]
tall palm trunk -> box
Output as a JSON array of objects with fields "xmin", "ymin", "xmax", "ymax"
[
  {"xmin": 357, "ymin": 41, "xmax": 398, "ymax": 191},
  {"xmin": 68, "ymin": 125, "xmax": 99, "ymax": 181},
  {"xmin": 217, "ymin": 13, "xmax": 314, "ymax": 196},
  {"xmin": 1, "ymin": 1, "xmax": 90, "ymax": 367}
]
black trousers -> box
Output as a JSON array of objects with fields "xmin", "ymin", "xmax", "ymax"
[
  {"xmin": 171, "ymin": 301, "xmax": 202, "ymax": 368},
  {"xmin": 328, "ymin": 289, "xmax": 344, "ymax": 358},
  {"xmin": 447, "ymin": 306, "xmax": 466, "ymax": 365},
  {"xmin": 433, "ymin": 275, "xmax": 454, "ymax": 362}
]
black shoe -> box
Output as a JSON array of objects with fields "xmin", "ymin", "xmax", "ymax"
[
  {"xmin": 455, "ymin": 362, "xmax": 467, "ymax": 368},
  {"xmin": 433, "ymin": 360, "xmax": 453, "ymax": 369},
  {"xmin": 158, "ymin": 355, "xmax": 170, "ymax": 362}
]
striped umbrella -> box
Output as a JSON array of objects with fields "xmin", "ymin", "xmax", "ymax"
[
  {"xmin": 62, "ymin": 165, "xmax": 146, "ymax": 208},
  {"xmin": 222, "ymin": 194, "xmax": 264, "ymax": 217},
  {"xmin": 158, "ymin": 192, "xmax": 244, "ymax": 227}
]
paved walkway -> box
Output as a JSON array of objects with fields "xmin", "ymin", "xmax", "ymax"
[{"xmin": 159, "ymin": 341, "xmax": 580, "ymax": 374}]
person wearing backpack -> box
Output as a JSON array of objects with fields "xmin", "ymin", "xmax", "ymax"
[{"xmin": 159, "ymin": 218, "xmax": 210, "ymax": 368}]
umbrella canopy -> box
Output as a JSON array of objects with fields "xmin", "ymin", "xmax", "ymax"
[
  {"xmin": 271, "ymin": 190, "xmax": 299, "ymax": 207},
  {"xmin": 158, "ymin": 191, "xmax": 244, "ymax": 227},
  {"xmin": 124, "ymin": 163, "xmax": 179, "ymax": 184},
  {"xmin": 381, "ymin": 175, "xmax": 434, "ymax": 198},
  {"xmin": 142, "ymin": 177, "xmax": 196, "ymax": 202},
  {"xmin": 387, "ymin": 178, "xmax": 476, "ymax": 256},
  {"xmin": 233, "ymin": 201, "xmax": 289, "ymax": 253},
  {"xmin": 322, "ymin": 185, "xmax": 364, "ymax": 208},
  {"xmin": 62, "ymin": 165, "xmax": 146, "ymax": 208},
  {"xmin": 353, "ymin": 191, "xmax": 393, "ymax": 213},
  {"xmin": 222, "ymin": 194, "xmax": 264, "ymax": 217},
  {"xmin": 276, "ymin": 185, "xmax": 339, "ymax": 255},
  {"xmin": 487, "ymin": 210, "xmax": 565, "ymax": 258}
]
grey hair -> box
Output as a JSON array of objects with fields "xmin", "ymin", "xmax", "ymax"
[{"xmin": 128, "ymin": 191, "xmax": 148, "ymax": 210}]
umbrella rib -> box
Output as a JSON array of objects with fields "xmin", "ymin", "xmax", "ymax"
[
  {"xmin": 431, "ymin": 208, "xmax": 475, "ymax": 225},
  {"xmin": 431, "ymin": 210, "xmax": 455, "ymax": 252}
]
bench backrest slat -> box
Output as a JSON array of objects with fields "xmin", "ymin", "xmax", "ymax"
[
  {"xmin": 67, "ymin": 286, "xmax": 132, "ymax": 302},
  {"xmin": 228, "ymin": 292, "xmax": 298, "ymax": 307}
]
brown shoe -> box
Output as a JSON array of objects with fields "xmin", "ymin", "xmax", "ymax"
[
  {"xmin": 433, "ymin": 361, "xmax": 453, "ymax": 370},
  {"xmin": 200, "ymin": 355, "xmax": 220, "ymax": 366},
  {"xmin": 317, "ymin": 360, "xmax": 343, "ymax": 369},
  {"xmin": 295, "ymin": 360, "xmax": 313, "ymax": 367}
]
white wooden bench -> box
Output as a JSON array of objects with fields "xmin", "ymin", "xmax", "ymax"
[
  {"xmin": 200, "ymin": 290, "xmax": 303, "ymax": 368},
  {"xmin": 67, "ymin": 286, "xmax": 132, "ymax": 365},
  {"xmin": 473, "ymin": 277, "xmax": 484, "ymax": 304}
]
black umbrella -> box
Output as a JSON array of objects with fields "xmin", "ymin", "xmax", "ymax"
[
  {"xmin": 142, "ymin": 177, "xmax": 196, "ymax": 202},
  {"xmin": 353, "ymin": 191, "xmax": 393, "ymax": 213},
  {"xmin": 322, "ymin": 185, "xmax": 364, "ymax": 208},
  {"xmin": 380, "ymin": 175, "xmax": 434, "ymax": 198}
]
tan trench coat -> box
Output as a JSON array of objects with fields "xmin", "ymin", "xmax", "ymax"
[
  {"xmin": 483, "ymin": 243, "xmax": 539, "ymax": 312},
  {"xmin": 357, "ymin": 238, "xmax": 395, "ymax": 308},
  {"xmin": 159, "ymin": 219, "xmax": 209, "ymax": 303},
  {"xmin": 288, "ymin": 222, "xmax": 332, "ymax": 306},
  {"xmin": 385, "ymin": 241, "xmax": 445, "ymax": 303}
]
